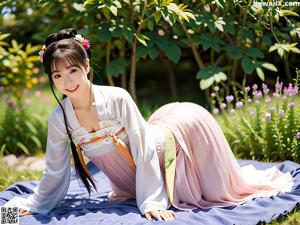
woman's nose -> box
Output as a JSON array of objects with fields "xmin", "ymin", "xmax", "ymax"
[{"xmin": 64, "ymin": 74, "xmax": 74, "ymax": 86}]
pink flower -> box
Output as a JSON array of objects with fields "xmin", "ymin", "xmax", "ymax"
[
  {"xmin": 249, "ymin": 111, "xmax": 254, "ymax": 117},
  {"xmin": 226, "ymin": 95, "xmax": 234, "ymax": 103},
  {"xmin": 244, "ymin": 86, "xmax": 250, "ymax": 93},
  {"xmin": 213, "ymin": 108, "xmax": 219, "ymax": 114},
  {"xmin": 275, "ymin": 82, "xmax": 283, "ymax": 90},
  {"xmin": 252, "ymin": 84, "xmax": 258, "ymax": 91},
  {"xmin": 24, "ymin": 98, "xmax": 32, "ymax": 105},
  {"xmin": 2, "ymin": 93, "xmax": 8, "ymax": 100},
  {"xmin": 265, "ymin": 95, "xmax": 271, "ymax": 103},
  {"xmin": 265, "ymin": 112, "xmax": 271, "ymax": 121},
  {"xmin": 230, "ymin": 109, "xmax": 235, "ymax": 114},
  {"xmin": 296, "ymin": 132, "xmax": 300, "ymax": 139},
  {"xmin": 35, "ymin": 90, "xmax": 42, "ymax": 97},
  {"xmin": 236, "ymin": 101, "xmax": 243, "ymax": 108},
  {"xmin": 220, "ymin": 103, "xmax": 227, "ymax": 109},
  {"xmin": 273, "ymin": 92, "xmax": 280, "ymax": 98},
  {"xmin": 255, "ymin": 91, "xmax": 262, "ymax": 99},
  {"xmin": 43, "ymin": 97, "xmax": 50, "ymax": 105},
  {"xmin": 270, "ymin": 106, "xmax": 275, "ymax": 111},
  {"xmin": 289, "ymin": 102, "xmax": 295, "ymax": 109},
  {"xmin": 0, "ymin": 86, "xmax": 4, "ymax": 91},
  {"xmin": 8, "ymin": 101, "xmax": 14, "ymax": 108},
  {"xmin": 23, "ymin": 88, "xmax": 30, "ymax": 95},
  {"xmin": 82, "ymin": 40, "xmax": 91, "ymax": 49},
  {"xmin": 278, "ymin": 109, "xmax": 284, "ymax": 117}
]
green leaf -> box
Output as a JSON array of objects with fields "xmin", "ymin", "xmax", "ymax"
[
  {"xmin": 290, "ymin": 47, "xmax": 300, "ymax": 54},
  {"xmin": 154, "ymin": 11, "xmax": 162, "ymax": 24},
  {"xmin": 16, "ymin": 142, "xmax": 30, "ymax": 155},
  {"xmin": 96, "ymin": 25, "xmax": 112, "ymax": 41},
  {"xmin": 256, "ymin": 67, "xmax": 265, "ymax": 81},
  {"xmin": 137, "ymin": 46, "xmax": 148, "ymax": 60},
  {"xmin": 147, "ymin": 20, "xmax": 155, "ymax": 31},
  {"xmin": 200, "ymin": 77, "xmax": 215, "ymax": 90},
  {"xmin": 106, "ymin": 58, "xmax": 130, "ymax": 77},
  {"xmin": 0, "ymin": 33, "xmax": 10, "ymax": 41},
  {"xmin": 31, "ymin": 136, "xmax": 42, "ymax": 148},
  {"xmin": 225, "ymin": 44, "xmax": 243, "ymax": 59},
  {"xmin": 165, "ymin": 42, "xmax": 181, "ymax": 63},
  {"xmin": 241, "ymin": 56, "xmax": 255, "ymax": 74},
  {"xmin": 261, "ymin": 63, "xmax": 278, "ymax": 72},
  {"xmin": 246, "ymin": 48, "xmax": 264, "ymax": 58},
  {"xmin": 135, "ymin": 33, "xmax": 150, "ymax": 46},
  {"xmin": 280, "ymin": 10, "xmax": 299, "ymax": 17},
  {"xmin": 109, "ymin": 5, "xmax": 118, "ymax": 16},
  {"xmin": 148, "ymin": 46, "xmax": 160, "ymax": 60}
]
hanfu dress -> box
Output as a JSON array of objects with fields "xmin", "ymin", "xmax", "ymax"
[{"xmin": 9, "ymin": 84, "xmax": 293, "ymax": 215}]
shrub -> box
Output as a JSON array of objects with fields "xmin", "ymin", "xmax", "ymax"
[{"xmin": 211, "ymin": 70, "xmax": 300, "ymax": 162}]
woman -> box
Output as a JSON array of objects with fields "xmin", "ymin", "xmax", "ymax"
[{"xmin": 17, "ymin": 28, "xmax": 293, "ymax": 221}]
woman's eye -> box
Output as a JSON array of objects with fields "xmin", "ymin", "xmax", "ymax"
[
  {"xmin": 70, "ymin": 69, "xmax": 77, "ymax": 74},
  {"xmin": 53, "ymin": 74, "xmax": 61, "ymax": 79}
]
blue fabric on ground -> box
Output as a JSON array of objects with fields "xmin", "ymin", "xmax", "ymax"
[{"xmin": 0, "ymin": 160, "xmax": 299, "ymax": 225}]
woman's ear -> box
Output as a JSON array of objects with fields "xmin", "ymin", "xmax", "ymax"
[{"xmin": 84, "ymin": 59, "xmax": 90, "ymax": 74}]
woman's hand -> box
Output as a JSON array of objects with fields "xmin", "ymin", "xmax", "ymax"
[
  {"xmin": 145, "ymin": 209, "xmax": 177, "ymax": 221},
  {"xmin": 19, "ymin": 209, "xmax": 34, "ymax": 217}
]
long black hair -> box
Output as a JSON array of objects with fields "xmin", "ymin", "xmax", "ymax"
[{"xmin": 42, "ymin": 28, "xmax": 97, "ymax": 195}]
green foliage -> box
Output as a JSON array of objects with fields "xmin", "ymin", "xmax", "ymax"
[
  {"xmin": 211, "ymin": 69, "xmax": 300, "ymax": 162},
  {"xmin": 0, "ymin": 33, "xmax": 41, "ymax": 103},
  {"xmin": 0, "ymin": 102, "xmax": 47, "ymax": 156}
]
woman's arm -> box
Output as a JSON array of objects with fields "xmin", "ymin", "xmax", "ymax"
[
  {"xmin": 18, "ymin": 108, "xmax": 71, "ymax": 214},
  {"xmin": 111, "ymin": 87, "xmax": 170, "ymax": 215}
]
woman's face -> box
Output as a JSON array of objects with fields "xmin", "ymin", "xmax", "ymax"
[{"xmin": 51, "ymin": 59, "xmax": 90, "ymax": 98}]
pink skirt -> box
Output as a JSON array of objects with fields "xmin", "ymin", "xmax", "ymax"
[{"xmin": 90, "ymin": 102, "xmax": 293, "ymax": 211}]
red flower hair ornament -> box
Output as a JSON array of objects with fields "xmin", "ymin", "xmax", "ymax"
[{"xmin": 38, "ymin": 34, "xmax": 91, "ymax": 63}]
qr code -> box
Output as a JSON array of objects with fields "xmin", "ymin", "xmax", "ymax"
[{"xmin": 0, "ymin": 207, "xmax": 19, "ymax": 225}]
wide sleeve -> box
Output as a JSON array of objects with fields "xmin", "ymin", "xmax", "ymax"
[
  {"xmin": 111, "ymin": 88, "xmax": 171, "ymax": 215},
  {"xmin": 16, "ymin": 108, "xmax": 71, "ymax": 214}
]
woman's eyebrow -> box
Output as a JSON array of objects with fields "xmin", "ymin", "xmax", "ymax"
[{"xmin": 52, "ymin": 65, "xmax": 78, "ymax": 73}]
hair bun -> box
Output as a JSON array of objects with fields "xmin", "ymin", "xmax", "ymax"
[{"xmin": 45, "ymin": 28, "xmax": 77, "ymax": 47}]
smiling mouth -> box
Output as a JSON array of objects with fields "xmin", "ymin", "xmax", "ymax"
[{"xmin": 66, "ymin": 85, "xmax": 79, "ymax": 92}]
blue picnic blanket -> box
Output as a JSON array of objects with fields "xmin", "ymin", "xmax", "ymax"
[{"xmin": 0, "ymin": 160, "xmax": 299, "ymax": 225}]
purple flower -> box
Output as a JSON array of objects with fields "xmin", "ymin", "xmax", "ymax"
[
  {"xmin": 244, "ymin": 86, "xmax": 250, "ymax": 93},
  {"xmin": 297, "ymin": 132, "xmax": 300, "ymax": 139},
  {"xmin": 213, "ymin": 108, "xmax": 219, "ymax": 114},
  {"xmin": 236, "ymin": 101, "xmax": 243, "ymax": 108},
  {"xmin": 7, "ymin": 101, "xmax": 14, "ymax": 108},
  {"xmin": 252, "ymin": 84, "xmax": 258, "ymax": 91},
  {"xmin": 273, "ymin": 92, "xmax": 280, "ymax": 98},
  {"xmin": 226, "ymin": 95, "xmax": 234, "ymax": 103},
  {"xmin": 230, "ymin": 109, "xmax": 235, "ymax": 114},
  {"xmin": 249, "ymin": 111, "xmax": 254, "ymax": 117},
  {"xmin": 278, "ymin": 109, "xmax": 284, "ymax": 117},
  {"xmin": 275, "ymin": 81, "xmax": 283, "ymax": 90},
  {"xmin": 2, "ymin": 93, "xmax": 8, "ymax": 100},
  {"xmin": 270, "ymin": 106, "xmax": 275, "ymax": 111},
  {"xmin": 220, "ymin": 103, "xmax": 227, "ymax": 109},
  {"xmin": 265, "ymin": 95, "xmax": 271, "ymax": 103},
  {"xmin": 289, "ymin": 102, "xmax": 295, "ymax": 109},
  {"xmin": 262, "ymin": 83, "xmax": 268, "ymax": 90},
  {"xmin": 255, "ymin": 91, "xmax": 262, "ymax": 99},
  {"xmin": 0, "ymin": 86, "xmax": 4, "ymax": 91},
  {"xmin": 262, "ymin": 84, "xmax": 269, "ymax": 94},
  {"xmin": 265, "ymin": 112, "xmax": 271, "ymax": 121}
]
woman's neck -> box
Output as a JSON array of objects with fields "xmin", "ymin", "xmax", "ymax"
[{"xmin": 70, "ymin": 82, "xmax": 95, "ymax": 111}]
